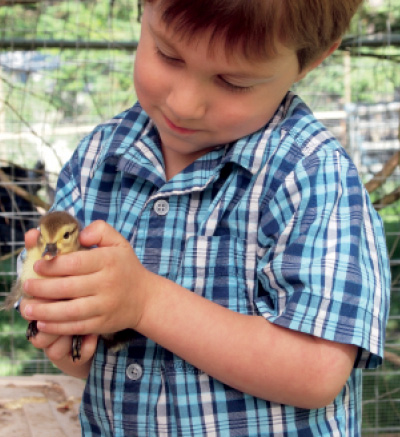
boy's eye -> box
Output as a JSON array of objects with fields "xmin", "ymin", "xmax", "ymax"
[
  {"xmin": 155, "ymin": 45, "xmax": 253, "ymax": 93},
  {"xmin": 218, "ymin": 76, "xmax": 254, "ymax": 94},
  {"xmin": 155, "ymin": 47, "xmax": 182, "ymax": 65},
  {"xmin": 63, "ymin": 232, "xmax": 70, "ymax": 240}
]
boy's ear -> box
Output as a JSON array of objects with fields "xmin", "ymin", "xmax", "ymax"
[{"xmin": 295, "ymin": 40, "xmax": 342, "ymax": 82}]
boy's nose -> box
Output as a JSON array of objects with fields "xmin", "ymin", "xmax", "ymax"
[{"xmin": 165, "ymin": 79, "xmax": 206, "ymax": 120}]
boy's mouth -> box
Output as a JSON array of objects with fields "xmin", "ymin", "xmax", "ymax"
[{"xmin": 163, "ymin": 115, "xmax": 199, "ymax": 135}]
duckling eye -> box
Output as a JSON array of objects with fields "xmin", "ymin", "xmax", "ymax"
[{"xmin": 63, "ymin": 232, "xmax": 70, "ymax": 240}]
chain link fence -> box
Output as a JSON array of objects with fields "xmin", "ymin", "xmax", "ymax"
[{"xmin": 0, "ymin": 0, "xmax": 399, "ymax": 434}]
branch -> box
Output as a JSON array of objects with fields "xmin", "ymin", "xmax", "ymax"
[
  {"xmin": 373, "ymin": 186, "xmax": 400, "ymax": 211},
  {"xmin": 385, "ymin": 350, "xmax": 400, "ymax": 367},
  {"xmin": 0, "ymin": 37, "xmax": 138, "ymax": 51},
  {"xmin": 2, "ymin": 101, "xmax": 64, "ymax": 168},
  {"xmin": 341, "ymin": 33, "xmax": 400, "ymax": 48},
  {"xmin": 0, "ymin": 0, "xmax": 70, "ymax": 5},
  {"xmin": 0, "ymin": 168, "xmax": 50, "ymax": 210},
  {"xmin": 0, "ymin": 0, "xmax": 39, "ymax": 4},
  {"xmin": 365, "ymin": 151, "xmax": 400, "ymax": 193},
  {"xmin": 0, "ymin": 247, "xmax": 23, "ymax": 262}
]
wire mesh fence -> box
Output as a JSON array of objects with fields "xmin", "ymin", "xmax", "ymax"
[{"xmin": 0, "ymin": 0, "xmax": 399, "ymax": 434}]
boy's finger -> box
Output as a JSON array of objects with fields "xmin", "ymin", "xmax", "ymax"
[
  {"xmin": 76, "ymin": 334, "xmax": 98, "ymax": 362},
  {"xmin": 20, "ymin": 297, "xmax": 52, "ymax": 320},
  {"xmin": 79, "ymin": 220, "xmax": 131, "ymax": 249},
  {"xmin": 23, "ymin": 275, "xmax": 80, "ymax": 298},
  {"xmin": 23, "ymin": 295, "xmax": 95, "ymax": 322},
  {"xmin": 29, "ymin": 331, "xmax": 61, "ymax": 350},
  {"xmin": 36, "ymin": 319, "xmax": 94, "ymax": 337},
  {"xmin": 44, "ymin": 335, "xmax": 74, "ymax": 362},
  {"xmin": 24, "ymin": 229, "xmax": 40, "ymax": 250}
]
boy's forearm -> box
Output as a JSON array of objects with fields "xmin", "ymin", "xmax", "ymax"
[{"xmin": 137, "ymin": 272, "xmax": 357, "ymax": 409}]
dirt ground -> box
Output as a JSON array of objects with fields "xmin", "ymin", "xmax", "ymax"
[{"xmin": 0, "ymin": 374, "xmax": 85, "ymax": 437}]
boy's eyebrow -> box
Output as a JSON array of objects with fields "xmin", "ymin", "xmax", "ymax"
[{"xmin": 149, "ymin": 22, "xmax": 178, "ymax": 50}]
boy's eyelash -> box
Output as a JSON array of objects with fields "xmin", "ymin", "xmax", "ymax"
[
  {"xmin": 218, "ymin": 77, "xmax": 254, "ymax": 93},
  {"xmin": 155, "ymin": 47, "xmax": 181, "ymax": 64},
  {"xmin": 155, "ymin": 47, "xmax": 253, "ymax": 94}
]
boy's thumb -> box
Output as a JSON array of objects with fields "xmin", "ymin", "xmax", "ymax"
[
  {"xmin": 79, "ymin": 220, "xmax": 130, "ymax": 249},
  {"xmin": 25, "ymin": 229, "xmax": 40, "ymax": 250}
]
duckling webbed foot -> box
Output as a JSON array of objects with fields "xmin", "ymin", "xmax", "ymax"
[
  {"xmin": 72, "ymin": 335, "xmax": 82, "ymax": 361},
  {"xmin": 26, "ymin": 321, "xmax": 39, "ymax": 340}
]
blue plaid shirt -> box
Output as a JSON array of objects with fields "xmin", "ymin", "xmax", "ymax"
[{"xmin": 52, "ymin": 92, "xmax": 390, "ymax": 436}]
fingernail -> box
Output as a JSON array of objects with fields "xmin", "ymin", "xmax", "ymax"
[
  {"xmin": 23, "ymin": 279, "xmax": 29, "ymax": 292},
  {"xmin": 25, "ymin": 305, "xmax": 33, "ymax": 317}
]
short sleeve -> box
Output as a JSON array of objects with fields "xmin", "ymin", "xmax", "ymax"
[
  {"xmin": 50, "ymin": 128, "xmax": 105, "ymax": 224},
  {"xmin": 255, "ymin": 147, "xmax": 391, "ymax": 369}
]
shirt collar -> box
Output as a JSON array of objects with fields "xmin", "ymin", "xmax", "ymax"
[
  {"xmin": 95, "ymin": 93, "xmax": 293, "ymax": 183},
  {"xmin": 92, "ymin": 104, "xmax": 166, "ymax": 186},
  {"xmin": 222, "ymin": 92, "xmax": 294, "ymax": 175}
]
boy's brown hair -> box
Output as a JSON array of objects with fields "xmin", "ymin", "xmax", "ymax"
[{"xmin": 144, "ymin": 0, "xmax": 363, "ymax": 71}]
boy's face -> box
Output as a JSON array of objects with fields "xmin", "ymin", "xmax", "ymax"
[{"xmin": 134, "ymin": 2, "xmax": 308, "ymax": 176}]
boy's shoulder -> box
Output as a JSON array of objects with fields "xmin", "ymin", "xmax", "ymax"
[
  {"xmin": 230, "ymin": 92, "xmax": 348, "ymax": 178},
  {"xmin": 277, "ymin": 92, "xmax": 342, "ymax": 157}
]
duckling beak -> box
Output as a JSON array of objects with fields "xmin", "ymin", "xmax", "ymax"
[{"xmin": 42, "ymin": 243, "xmax": 58, "ymax": 260}]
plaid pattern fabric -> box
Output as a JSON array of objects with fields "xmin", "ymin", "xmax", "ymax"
[{"xmin": 51, "ymin": 92, "xmax": 390, "ymax": 436}]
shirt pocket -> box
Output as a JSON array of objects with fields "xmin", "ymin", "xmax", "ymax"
[{"xmin": 176, "ymin": 235, "xmax": 257, "ymax": 315}]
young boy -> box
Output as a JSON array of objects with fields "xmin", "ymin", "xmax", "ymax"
[{"xmin": 20, "ymin": 0, "xmax": 390, "ymax": 435}]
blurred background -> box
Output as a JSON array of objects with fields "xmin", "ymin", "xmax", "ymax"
[{"xmin": 0, "ymin": 0, "xmax": 399, "ymax": 434}]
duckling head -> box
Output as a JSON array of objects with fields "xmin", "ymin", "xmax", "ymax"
[{"xmin": 38, "ymin": 211, "xmax": 81, "ymax": 260}]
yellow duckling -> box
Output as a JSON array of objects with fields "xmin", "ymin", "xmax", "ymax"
[{"xmin": 1, "ymin": 211, "xmax": 83, "ymax": 359}]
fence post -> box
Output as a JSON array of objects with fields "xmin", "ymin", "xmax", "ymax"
[{"xmin": 345, "ymin": 102, "xmax": 361, "ymax": 170}]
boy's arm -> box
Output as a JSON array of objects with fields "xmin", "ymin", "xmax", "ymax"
[
  {"xmin": 138, "ymin": 273, "xmax": 357, "ymax": 409},
  {"xmin": 21, "ymin": 221, "xmax": 357, "ymax": 409}
]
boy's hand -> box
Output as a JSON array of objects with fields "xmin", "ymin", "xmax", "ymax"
[
  {"xmin": 21, "ymin": 228, "xmax": 98, "ymax": 375},
  {"xmin": 20, "ymin": 221, "xmax": 152, "ymax": 338},
  {"xmin": 20, "ymin": 229, "xmax": 97, "ymax": 377}
]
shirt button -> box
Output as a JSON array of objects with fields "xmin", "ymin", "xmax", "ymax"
[
  {"xmin": 154, "ymin": 199, "xmax": 169, "ymax": 216},
  {"xmin": 126, "ymin": 363, "xmax": 143, "ymax": 381}
]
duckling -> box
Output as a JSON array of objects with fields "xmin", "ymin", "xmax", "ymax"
[
  {"xmin": 1, "ymin": 210, "xmax": 135, "ymax": 361},
  {"xmin": 1, "ymin": 211, "xmax": 84, "ymax": 360}
]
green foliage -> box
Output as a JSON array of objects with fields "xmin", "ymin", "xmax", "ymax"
[
  {"xmin": 0, "ymin": 0, "xmax": 139, "ymax": 122},
  {"xmin": 355, "ymin": 0, "xmax": 400, "ymax": 34},
  {"xmin": 2, "ymin": 0, "xmax": 400, "ymax": 122},
  {"xmin": 363, "ymin": 214, "xmax": 400, "ymax": 433},
  {"xmin": 296, "ymin": 0, "xmax": 400, "ymax": 105},
  {"xmin": 344, "ymin": 0, "xmax": 400, "ymax": 102},
  {"xmin": 0, "ymin": 310, "xmax": 61, "ymax": 376},
  {"xmin": 0, "ymin": 256, "xmax": 60, "ymax": 376},
  {"xmin": 384, "ymin": 220, "xmax": 400, "ymax": 337},
  {"xmin": 0, "ymin": 0, "xmax": 141, "ymax": 40},
  {"xmin": 362, "ymin": 364, "xmax": 400, "ymax": 434}
]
